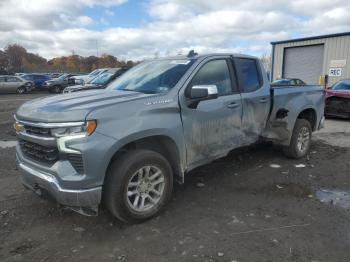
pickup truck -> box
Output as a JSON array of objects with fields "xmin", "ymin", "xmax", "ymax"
[{"xmin": 14, "ymin": 53, "xmax": 325, "ymax": 223}]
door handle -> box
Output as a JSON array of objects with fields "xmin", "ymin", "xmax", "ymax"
[
  {"xmin": 259, "ymin": 98, "xmax": 268, "ymax": 103},
  {"xmin": 227, "ymin": 102, "xmax": 239, "ymax": 109}
]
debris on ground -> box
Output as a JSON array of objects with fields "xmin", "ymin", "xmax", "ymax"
[
  {"xmin": 73, "ymin": 227, "xmax": 86, "ymax": 233},
  {"xmin": 196, "ymin": 182, "xmax": 205, "ymax": 188},
  {"xmin": 118, "ymin": 254, "xmax": 127, "ymax": 261},
  {"xmin": 0, "ymin": 210, "xmax": 9, "ymax": 216},
  {"xmin": 295, "ymin": 164, "xmax": 306, "ymax": 168},
  {"xmin": 276, "ymin": 184, "xmax": 284, "ymax": 189},
  {"xmin": 270, "ymin": 164, "xmax": 281, "ymax": 168}
]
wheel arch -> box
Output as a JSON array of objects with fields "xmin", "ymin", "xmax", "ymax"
[
  {"xmin": 104, "ymin": 134, "xmax": 184, "ymax": 186},
  {"xmin": 296, "ymin": 107, "xmax": 317, "ymax": 131}
]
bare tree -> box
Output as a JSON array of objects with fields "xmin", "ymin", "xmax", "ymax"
[{"xmin": 260, "ymin": 53, "xmax": 271, "ymax": 73}]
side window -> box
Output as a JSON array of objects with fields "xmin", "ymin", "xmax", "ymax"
[
  {"xmin": 7, "ymin": 77, "xmax": 20, "ymax": 82},
  {"xmin": 297, "ymin": 79, "xmax": 304, "ymax": 85},
  {"xmin": 234, "ymin": 58, "xmax": 261, "ymax": 93},
  {"xmin": 190, "ymin": 59, "xmax": 234, "ymax": 96}
]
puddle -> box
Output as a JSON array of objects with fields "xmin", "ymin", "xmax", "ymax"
[
  {"xmin": 316, "ymin": 189, "xmax": 350, "ymax": 209},
  {"xmin": 258, "ymin": 183, "xmax": 312, "ymax": 198},
  {"xmin": 0, "ymin": 141, "xmax": 17, "ymax": 148}
]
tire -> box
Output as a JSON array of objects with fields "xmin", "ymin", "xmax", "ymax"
[
  {"xmin": 104, "ymin": 149, "xmax": 173, "ymax": 223},
  {"xmin": 51, "ymin": 85, "xmax": 62, "ymax": 93},
  {"xmin": 283, "ymin": 119, "xmax": 312, "ymax": 159},
  {"xmin": 16, "ymin": 86, "xmax": 26, "ymax": 94}
]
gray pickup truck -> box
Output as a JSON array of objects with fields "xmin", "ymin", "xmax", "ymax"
[{"xmin": 14, "ymin": 54, "xmax": 324, "ymax": 223}]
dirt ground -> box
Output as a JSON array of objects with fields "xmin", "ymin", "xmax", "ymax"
[{"xmin": 0, "ymin": 93, "xmax": 350, "ymax": 262}]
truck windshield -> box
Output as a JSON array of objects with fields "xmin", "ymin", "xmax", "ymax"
[{"xmin": 107, "ymin": 59, "xmax": 195, "ymax": 94}]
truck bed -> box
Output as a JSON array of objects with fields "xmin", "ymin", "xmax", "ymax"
[{"xmin": 262, "ymin": 85, "xmax": 325, "ymax": 145}]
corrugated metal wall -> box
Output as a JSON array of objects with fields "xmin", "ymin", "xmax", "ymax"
[{"xmin": 272, "ymin": 35, "xmax": 350, "ymax": 86}]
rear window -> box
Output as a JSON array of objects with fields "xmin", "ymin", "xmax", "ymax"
[{"xmin": 234, "ymin": 58, "xmax": 261, "ymax": 92}]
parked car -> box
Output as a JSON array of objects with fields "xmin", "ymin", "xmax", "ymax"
[
  {"xmin": 42, "ymin": 73, "xmax": 77, "ymax": 93},
  {"xmin": 63, "ymin": 68, "xmax": 129, "ymax": 93},
  {"xmin": 271, "ymin": 78, "xmax": 306, "ymax": 86},
  {"xmin": 325, "ymin": 79, "xmax": 350, "ymax": 118},
  {"xmin": 21, "ymin": 74, "xmax": 52, "ymax": 89},
  {"xmin": 72, "ymin": 68, "xmax": 111, "ymax": 85},
  {"xmin": 0, "ymin": 75, "xmax": 34, "ymax": 94},
  {"xmin": 14, "ymin": 53, "xmax": 324, "ymax": 223},
  {"xmin": 49, "ymin": 73, "xmax": 64, "ymax": 79}
]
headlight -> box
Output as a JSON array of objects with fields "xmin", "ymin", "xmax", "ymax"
[{"xmin": 51, "ymin": 120, "xmax": 97, "ymax": 137}]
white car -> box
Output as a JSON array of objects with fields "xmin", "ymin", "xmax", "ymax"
[{"xmin": 72, "ymin": 68, "xmax": 111, "ymax": 85}]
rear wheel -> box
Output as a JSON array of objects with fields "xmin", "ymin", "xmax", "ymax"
[
  {"xmin": 104, "ymin": 149, "xmax": 173, "ymax": 223},
  {"xmin": 16, "ymin": 86, "xmax": 26, "ymax": 94},
  {"xmin": 283, "ymin": 119, "xmax": 312, "ymax": 159}
]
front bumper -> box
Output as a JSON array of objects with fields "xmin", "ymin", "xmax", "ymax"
[{"xmin": 17, "ymin": 158, "xmax": 102, "ymax": 209}]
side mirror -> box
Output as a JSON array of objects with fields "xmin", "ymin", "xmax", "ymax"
[{"xmin": 190, "ymin": 85, "xmax": 218, "ymax": 100}]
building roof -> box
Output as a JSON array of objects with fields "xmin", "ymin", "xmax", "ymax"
[{"xmin": 271, "ymin": 31, "xmax": 350, "ymax": 45}]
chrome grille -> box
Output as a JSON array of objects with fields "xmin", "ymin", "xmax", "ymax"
[
  {"xmin": 19, "ymin": 139, "xmax": 59, "ymax": 164},
  {"xmin": 24, "ymin": 125, "xmax": 51, "ymax": 137}
]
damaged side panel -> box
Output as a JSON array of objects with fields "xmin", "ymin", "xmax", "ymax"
[
  {"xmin": 181, "ymin": 94, "xmax": 243, "ymax": 170},
  {"xmin": 262, "ymin": 85, "xmax": 324, "ymax": 146}
]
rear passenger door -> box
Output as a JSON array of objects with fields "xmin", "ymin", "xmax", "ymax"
[
  {"xmin": 233, "ymin": 57, "xmax": 271, "ymax": 145},
  {"xmin": 5, "ymin": 76, "xmax": 21, "ymax": 92}
]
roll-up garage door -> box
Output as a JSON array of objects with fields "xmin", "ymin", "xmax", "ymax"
[{"xmin": 283, "ymin": 44, "xmax": 324, "ymax": 85}]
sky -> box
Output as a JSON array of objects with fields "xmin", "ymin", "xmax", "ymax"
[{"xmin": 0, "ymin": 0, "xmax": 349, "ymax": 60}]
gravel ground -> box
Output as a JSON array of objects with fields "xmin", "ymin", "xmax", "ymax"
[{"xmin": 0, "ymin": 93, "xmax": 350, "ymax": 262}]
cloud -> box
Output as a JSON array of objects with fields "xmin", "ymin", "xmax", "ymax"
[
  {"xmin": 0, "ymin": 0, "xmax": 350, "ymax": 60},
  {"xmin": 0, "ymin": 0, "xmax": 126, "ymax": 31}
]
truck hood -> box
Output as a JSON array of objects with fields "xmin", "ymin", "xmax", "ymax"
[
  {"xmin": 326, "ymin": 89, "xmax": 350, "ymax": 99},
  {"xmin": 16, "ymin": 90, "xmax": 154, "ymax": 122}
]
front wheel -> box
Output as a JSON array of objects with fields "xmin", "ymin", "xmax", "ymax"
[
  {"xmin": 283, "ymin": 119, "xmax": 312, "ymax": 159},
  {"xmin": 104, "ymin": 149, "xmax": 173, "ymax": 223}
]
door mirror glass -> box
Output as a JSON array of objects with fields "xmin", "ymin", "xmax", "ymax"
[{"xmin": 190, "ymin": 85, "xmax": 218, "ymax": 100}]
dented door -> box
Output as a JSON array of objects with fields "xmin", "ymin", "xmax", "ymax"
[{"xmin": 180, "ymin": 58, "xmax": 243, "ymax": 168}]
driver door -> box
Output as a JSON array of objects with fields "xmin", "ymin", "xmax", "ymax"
[{"xmin": 180, "ymin": 58, "xmax": 243, "ymax": 168}]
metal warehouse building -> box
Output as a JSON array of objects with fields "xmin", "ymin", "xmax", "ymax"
[{"xmin": 271, "ymin": 32, "xmax": 350, "ymax": 86}]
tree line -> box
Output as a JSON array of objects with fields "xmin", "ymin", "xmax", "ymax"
[
  {"xmin": 0, "ymin": 44, "xmax": 136, "ymax": 74},
  {"xmin": 0, "ymin": 44, "xmax": 271, "ymax": 75}
]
